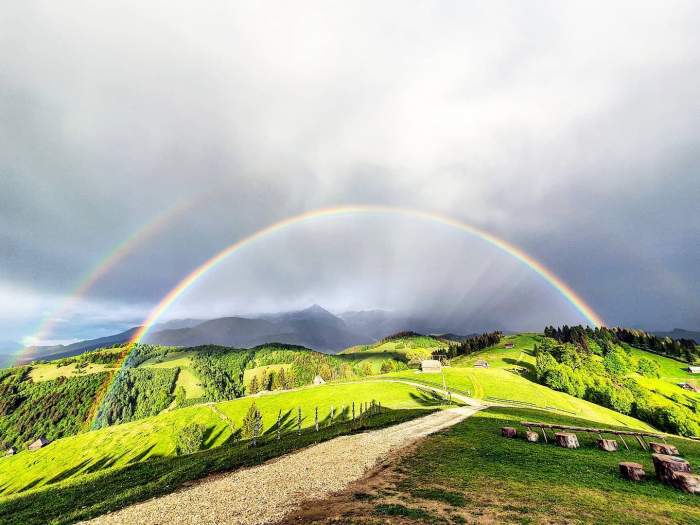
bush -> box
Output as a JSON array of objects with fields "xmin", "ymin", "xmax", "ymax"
[
  {"xmin": 175, "ymin": 423, "xmax": 206, "ymax": 455},
  {"xmin": 603, "ymin": 349, "xmax": 631, "ymax": 377},
  {"xmin": 637, "ymin": 357, "xmax": 661, "ymax": 378}
]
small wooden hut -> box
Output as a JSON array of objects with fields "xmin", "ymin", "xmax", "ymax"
[{"xmin": 28, "ymin": 437, "xmax": 49, "ymax": 451}]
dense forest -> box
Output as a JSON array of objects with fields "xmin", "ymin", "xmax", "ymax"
[
  {"xmin": 536, "ymin": 328, "xmax": 700, "ymax": 436},
  {"xmin": 0, "ymin": 367, "xmax": 107, "ymax": 449},
  {"xmin": 444, "ymin": 331, "xmax": 502, "ymax": 359},
  {"xmin": 544, "ymin": 325, "xmax": 699, "ymax": 363}
]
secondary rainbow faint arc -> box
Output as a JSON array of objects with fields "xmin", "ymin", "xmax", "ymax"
[
  {"xmin": 129, "ymin": 205, "xmax": 605, "ymax": 345},
  {"xmin": 19, "ymin": 198, "xmax": 198, "ymax": 361}
]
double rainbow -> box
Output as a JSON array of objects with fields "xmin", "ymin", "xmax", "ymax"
[{"xmin": 129, "ymin": 204, "xmax": 604, "ymax": 346}]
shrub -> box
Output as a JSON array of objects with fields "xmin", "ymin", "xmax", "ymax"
[
  {"xmin": 175, "ymin": 423, "xmax": 206, "ymax": 455},
  {"xmin": 637, "ymin": 357, "xmax": 661, "ymax": 378},
  {"xmin": 603, "ymin": 349, "xmax": 631, "ymax": 377}
]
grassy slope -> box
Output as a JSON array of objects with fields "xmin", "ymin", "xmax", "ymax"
[
  {"xmin": 140, "ymin": 351, "xmax": 204, "ymax": 399},
  {"xmin": 0, "ymin": 381, "xmax": 446, "ymax": 497},
  {"xmin": 342, "ymin": 335, "xmax": 448, "ymax": 356},
  {"xmin": 384, "ymin": 333, "xmax": 655, "ymax": 430},
  {"xmin": 0, "ymin": 407, "xmax": 430, "ymax": 525},
  {"xmin": 366, "ymin": 406, "xmax": 700, "ymax": 524},
  {"xmin": 27, "ymin": 362, "xmax": 115, "ymax": 382}
]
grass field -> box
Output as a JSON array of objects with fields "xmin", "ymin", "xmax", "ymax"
[
  {"xmin": 0, "ymin": 381, "xmax": 447, "ymax": 497},
  {"xmin": 342, "ymin": 335, "xmax": 448, "ymax": 356},
  {"xmin": 386, "ymin": 366, "xmax": 654, "ymax": 430},
  {"xmin": 350, "ymin": 406, "xmax": 700, "ymax": 524},
  {"xmin": 0, "ymin": 404, "xmax": 431, "ymax": 525},
  {"xmin": 27, "ymin": 362, "xmax": 115, "ymax": 382},
  {"xmin": 140, "ymin": 351, "xmax": 205, "ymax": 399}
]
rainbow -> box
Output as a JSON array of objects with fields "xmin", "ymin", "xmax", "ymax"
[
  {"xmin": 130, "ymin": 204, "xmax": 604, "ymax": 346},
  {"xmin": 16, "ymin": 198, "xmax": 198, "ymax": 364}
]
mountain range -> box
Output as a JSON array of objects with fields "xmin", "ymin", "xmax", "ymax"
[{"xmin": 4, "ymin": 306, "xmax": 698, "ymax": 368}]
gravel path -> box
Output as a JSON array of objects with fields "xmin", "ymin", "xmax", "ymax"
[{"xmin": 85, "ymin": 405, "xmax": 483, "ymax": 525}]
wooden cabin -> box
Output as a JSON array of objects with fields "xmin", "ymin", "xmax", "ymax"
[
  {"xmin": 688, "ymin": 366, "xmax": 700, "ymax": 374},
  {"xmin": 420, "ymin": 360, "xmax": 442, "ymax": 373},
  {"xmin": 4, "ymin": 447, "xmax": 15, "ymax": 456},
  {"xmin": 504, "ymin": 342, "xmax": 515, "ymax": 349},
  {"xmin": 313, "ymin": 374, "xmax": 326, "ymax": 385},
  {"xmin": 474, "ymin": 359, "xmax": 489, "ymax": 369},
  {"xmin": 28, "ymin": 437, "xmax": 49, "ymax": 451}
]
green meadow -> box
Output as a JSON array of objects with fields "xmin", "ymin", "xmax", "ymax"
[{"xmin": 0, "ymin": 380, "xmax": 445, "ymax": 497}]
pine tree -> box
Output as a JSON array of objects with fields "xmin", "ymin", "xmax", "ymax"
[
  {"xmin": 241, "ymin": 402, "xmax": 261, "ymax": 440},
  {"xmin": 248, "ymin": 375, "xmax": 259, "ymax": 395}
]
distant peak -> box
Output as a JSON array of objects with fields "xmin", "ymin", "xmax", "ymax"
[{"xmin": 303, "ymin": 304, "xmax": 332, "ymax": 315}]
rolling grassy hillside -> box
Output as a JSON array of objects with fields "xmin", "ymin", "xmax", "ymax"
[
  {"xmin": 0, "ymin": 381, "xmax": 443, "ymax": 497},
  {"xmin": 340, "ymin": 406, "xmax": 700, "ymax": 524},
  {"xmin": 382, "ymin": 333, "xmax": 656, "ymax": 430},
  {"xmin": 341, "ymin": 333, "xmax": 450, "ymax": 357}
]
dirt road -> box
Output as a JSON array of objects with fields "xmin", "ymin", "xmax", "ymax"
[{"xmin": 85, "ymin": 405, "xmax": 483, "ymax": 525}]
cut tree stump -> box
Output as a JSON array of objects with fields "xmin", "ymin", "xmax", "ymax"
[
  {"xmin": 652, "ymin": 453, "xmax": 691, "ymax": 484},
  {"xmin": 649, "ymin": 442, "xmax": 679, "ymax": 455},
  {"xmin": 671, "ymin": 471, "xmax": 700, "ymax": 494},
  {"xmin": 597, "ymin": 438, "xmax": 619, "ymax": 452},
  {"xmin": 501, "ymin": 427, "xmax": 517, "ymax": 438},
  {"xmin": 619, "ymin": 462, "xmax": 646, "ymax": 481},
  {"xmin": 525, "ymin": 430, "xmax": 539, "ymax": 443},
  {"xmin": 555, "ymin": 432, "xmax": 579, "ymax": 449}
]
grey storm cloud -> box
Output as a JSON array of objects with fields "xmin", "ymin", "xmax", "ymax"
[{"xmin": 1, "ymin": 1, "xmax": 699, "ymax": 343}]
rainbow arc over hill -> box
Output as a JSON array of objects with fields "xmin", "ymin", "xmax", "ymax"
[{"xmin": 129, "ymin": 204, "xmax": 605, "ymax": 346}]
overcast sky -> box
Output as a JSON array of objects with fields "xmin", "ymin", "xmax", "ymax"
[{"xmin": 1, "ymin": 1, "xmax": 699, "ymax": 345}]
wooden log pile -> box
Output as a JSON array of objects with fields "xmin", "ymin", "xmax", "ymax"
[{"xmin": 619, "ymin": 462, "xmax": 645, "ymax": 481}]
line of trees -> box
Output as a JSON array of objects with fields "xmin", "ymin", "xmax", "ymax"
[
  {"xmin": 444, "ymin": 331, "xmax": 502, "ymax": 359},
  {"xmin": 544, "ymin": 325, "xmax": 699, "ymax": 363}
]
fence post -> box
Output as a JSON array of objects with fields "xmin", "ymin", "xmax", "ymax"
[
  {"xmin": 315, "ymin": 406, "xmax": 319, "ymax": 432},
  {"xmin": 378, "ymin": 401, "xmax": 381, "ymax": 414},
  {"xmin": 277, "ymin": 409, "xmax": 282, "ymax": 441},
  {"xmin": 297, "ymin": 407, "xmax": 302, "ymax": 435},
  {"xmin": 352, "ymin": 401, "xmax": 355, "ymax": 421},
  {"xmin": 330, "ymin": 405, "xmax": 334, "ymax": 426}
]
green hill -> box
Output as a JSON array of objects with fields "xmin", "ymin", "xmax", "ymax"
[{"xmin": 0, "ymin": 380, "xmax": 442, "ymax": 497}]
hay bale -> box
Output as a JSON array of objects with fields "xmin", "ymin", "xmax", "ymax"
[
  {"xmin": 652, "ymin": 453, "xmax": 691, "ymax": 484},
  {"xmin": 501, "ymin": 427, "xmax": 517, "ymax": 438},
  {"xmin": 619, "ymin": 462, "xmax": 646, "ymax": 481},
  {"xmin": 525, "ymin": 430, "xmax": 539, "ymax": 443},
  {"xmin": 554, "ymin": 432, "xmax": 579, "ymax": 449},
  {"xmin": 597, "ymin": 438, "xmax": 619, "ymax": 452},
  {"xmin": 649, "ymin": 442, "xmax": 679, "ymax": 455}
]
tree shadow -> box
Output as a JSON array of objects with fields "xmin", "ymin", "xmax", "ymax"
[
  {"xmin": 502, "ymin": 358, "xmax": 536, "ymax": 379},
  {"xmin": 409, "ymin": 390, "xmax": 447, "ymax": 407}
]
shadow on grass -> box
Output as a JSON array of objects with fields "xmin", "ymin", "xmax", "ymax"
[{"xmin": 0, "ymin": 408, "xmax": 433, "ymax": 525}]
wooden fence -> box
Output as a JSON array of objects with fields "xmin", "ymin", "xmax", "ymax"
[{"xmin": 521, "ymin": 421, "xmax": 665, "ymax": 450}]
